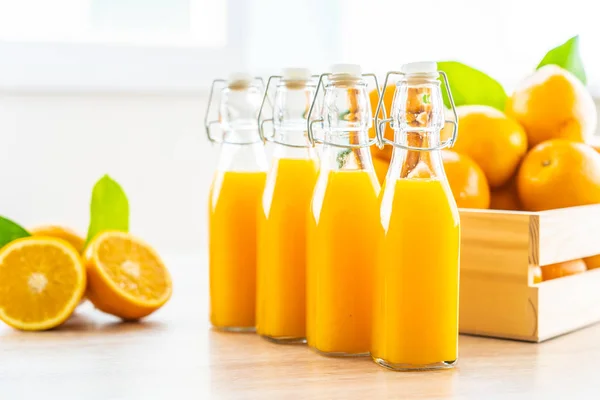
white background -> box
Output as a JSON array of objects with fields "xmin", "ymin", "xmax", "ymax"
[{"xmin": 0, "ymin": 0, "xmax": 599, "ymax": 259}]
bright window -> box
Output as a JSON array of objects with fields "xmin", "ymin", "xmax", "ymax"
[
  {"xmin": 0, "ymin": 0, "xmax": 598, "ymax": 92},
  {"xmin": 0, "ymin": 0, "xmax": 227, "ymax": 47},
  {"xmin": 243, "ymin": 0, "xmax": 600, "ymax": 92},
  {"xmin": 337, "ymin": 0, "xmax": 600, "ymax": 91}
]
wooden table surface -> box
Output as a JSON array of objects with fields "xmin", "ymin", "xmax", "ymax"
[{"xmin": 1, "ymin": 256, "xmax": 599, "ymax": 400}]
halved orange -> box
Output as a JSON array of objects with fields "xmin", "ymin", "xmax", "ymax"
[
  {"xmin": 84, "ymin": 231, "xmax": 172, "ymax": 320},
  {"xmin": 30, "ymin": 225, "xmax": 88, "ymax": 306},
  {"xmin": 0, "ymin": 237, "xmax": 86, "ymax": 330},
  {"xmin": 30, "ymin": 225, "xmax": 86, "ymax": 254}
]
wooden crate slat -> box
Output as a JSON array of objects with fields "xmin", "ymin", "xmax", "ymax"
[
  {"xmin": 459, "ymin": 272, "xmax": 537, "ymax": 341},
  {"xmin": 459, "ymin": 209, "xmax": 530, "ymax": 282},
  {"xmin": 538, "ymin": 204, "xmax": 600, "ymax": 266},
  {"xmin": 459, "ymin": 204, "xmax": 600, "ymax": 342},
  {"xmin": 536, "ymin": 268, "xmax": 600, "ymax": 341}
]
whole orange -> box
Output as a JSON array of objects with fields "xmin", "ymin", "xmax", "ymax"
[
  {"xmin": 490, "ymin": 177, "xmax": 522, "ymax": 211},
  {"xmin": 541, "ymin": 259, "xmax": 587, "ymax": 281},
  {"xmin": 517, "ymin": 139, "xmax": 600, "ymax": 211},
  {"xmin": 441, "ymin": 150, "xmax": 490, "ymax": 209},
  {"xmin": 506, "ymin": 65, "xmax": 597, "ymax": 148},
  {"xmin": 451, "ymin": 105, "xmax": 527, "ymax": 188}
]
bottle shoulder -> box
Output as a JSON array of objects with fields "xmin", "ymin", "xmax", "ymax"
[
  {"xmin": 310, "ymin": 169, "xmax": 381, "ymax": 224},
  {"xmin": 379, "ymin": 177, "xmax": 460, "ymax": 231}
]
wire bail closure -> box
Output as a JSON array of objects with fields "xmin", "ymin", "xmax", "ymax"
[
  {"xmin": 204, "ymin": 76, "xmax": 265, "ymax": 145},
  {"xmin": 306, "ymin": 73, "xmax": 384, "ymax": 149},
  {"xmin": 375, "ymin": 70, "xmax": 459, "ymax": 151},
  {"xmin": 257, "ymin": 74, "xmax": 318, "ymax": 149}
]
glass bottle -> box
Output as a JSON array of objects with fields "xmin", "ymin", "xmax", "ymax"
[
  {"xmin": 205, "ymin": 73, "xmax": 268, "ymax": 331},
  {"xmin": 306, "ymin": 64, "xmax": 382, "ymax": 356},
  {"xmin": 372, "ymin": 61, "xmax": 460, "ymax": 370},
  {"xmin": 255, "ymin": 68, "xmax": 319, "ymax": 343}
]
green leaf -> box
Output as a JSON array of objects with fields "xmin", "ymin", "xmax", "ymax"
[
  {"xmin": 336, "ymin": 148, "xmax": 352, "ymax": 169},
  {"xmin": 0, "ymin": 216, "xmax": 30, "ymax": 248},
  {"xmin": 422, "ymin": 93, "xmax": 431, "ymax": 104},
  {"xmin": 537, "ymin": 35, "xmax": 586, "ymax": 84},
  {"xmin": 86, "ymin": 175, "xmax": 129, "ymax": 244},
  {"xmin": 437, "ymin": 61, "xmax": 507, "ymax": 111},
  {"xmin": 339, "ymin": 110, "xmax": 351, "ymax": 120}
]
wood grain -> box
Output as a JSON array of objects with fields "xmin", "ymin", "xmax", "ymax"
[
  {"xmin": 1, "ymin": 256, "xmax": 600, "ymax": 399},
  {"xmin": 537, "ymin": 204, "xmax": 600, "ymax": 266},
  {"xmin": 459, "ymin": 206, "xmax": 600, "ymax": 342},
  {"xmin": 536, "ymin": 268, "xmax": 600, "ymax": 341},
  {"xmin": 458, "ymin": 209, "xmax": 534, "ymax": 340},
  {"xmin": 459, "ymin": 209, "xmax": 531, "ymax": 281}
]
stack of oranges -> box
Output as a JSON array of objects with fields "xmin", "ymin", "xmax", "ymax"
[
  {"xmin": 370, "ymin": 65, "xmax": 600, "ymax": 281},
  {"xmin": 0, "ymin": 226, "xmax": 172, "ymax": 331}
]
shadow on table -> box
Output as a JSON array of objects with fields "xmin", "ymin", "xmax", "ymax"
[{"xmin": 0, "ymin": 305, "xmax": 168, "ymax": 339}]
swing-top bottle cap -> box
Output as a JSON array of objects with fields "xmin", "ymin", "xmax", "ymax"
[
  {"xmin": 282, "ymin": 67, "xmax": 311, "ymax": 81},
  {"xmin": 227, "ymin": 72, "xmax": 253, "ymax": 85},
  {"xmin": 401, "ymin": 61, "xmax": 438, "ymax": 75},
  {"xmin": 330, "ymin": 63, "xmax": 362, "ymax": 78}
]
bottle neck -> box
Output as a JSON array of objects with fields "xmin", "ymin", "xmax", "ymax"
[
  {"xmin": 272, "ymin": 128, "xmax": 311, "ymax": 146},
  {"xmin": 317, "ymin": 75, "xmax": 374, "ymax": 172},
  {"xmin": 271, "ymin": 79, "xmax": 315, "ymax": 147},
  {"xmin": 216, "ymin": 141, "xmax": 268, "ymax": 172},
  {"xmin": 387, "ymin": 72, "xmax": 446, "ymax": 180},
  {"xmin": 322, "ymin": 129, "xmax": 371, "ymax": 147},
  {"xmin": 271, "ymin": 130, "xmax": 316, "ymax": 160},
  {"xmin": 219, "ymin": 84, "xmax": 262, "ymax": 144},
  {"xmin": 222, "ymin": 129, "xmax": 261, "ymax": 144},
  {"xmin": 319, "ymin": 129, "xmax": 374, "ymax": 172},
  {"xmin": 390, "ymin": 130, "xmax": 444, "ymax": 179}
]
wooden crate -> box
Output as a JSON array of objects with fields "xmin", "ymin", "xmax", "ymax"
[{"xmin": 459, "ymin": 204, "xmax": 600, "ymax": 342}]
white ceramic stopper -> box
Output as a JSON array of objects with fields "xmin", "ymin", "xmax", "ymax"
[
  {"xmin": 282, "ymin": 68, "xmax": 311, "ymax": 80},
  {"xmin": 228, "ymin": 72, "xmax": 253, "ymax": 85},
  {"xmin": 401, "ymin": 62, "xmax": 438, "ymax": 74},
  {"xmin": 330, "ymin": 63, "xmax": 362, "ymax": 77}
]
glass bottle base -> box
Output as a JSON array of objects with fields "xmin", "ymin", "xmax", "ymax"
[
  {"xmin": 312, "ymin": 347, "xmax": 369, "ymax": 358},
  {"xmin": 373, "ymin": 357, "xmax": 457, "ymax": 371},
  {"xmin": 260, "ymin": 334, "xmax": 307, "ymax": 344},
  {"xmin": 212, "ymin": 325, "xmax": 256, "ymax": 333}
]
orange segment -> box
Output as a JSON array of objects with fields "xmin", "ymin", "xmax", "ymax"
[
  {"xmin": 84, "ymin": 231, "xmax": 172, "ymax": 320},
  {"xmin": 30, "ymin": 225, "xmax": 86, "ymax": 254},
  {"xmin": 0, "ymin": 237, "xmax": 86, "ymax": 330}
]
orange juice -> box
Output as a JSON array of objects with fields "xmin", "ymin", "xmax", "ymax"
[
  {"xmin": 372, "ymin": 178, "xmax": 460, "ymax": 368},
  {"xmin": 307, "ymin": 170, "xmax": 381, "ymax": 355},
  {"xmin": 209, "ymin": 171, "xmax": 266, "ymax": 330},
  {"xmin": 257, "ymin": 158, "xmax": 318, "ymax": 341}
]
